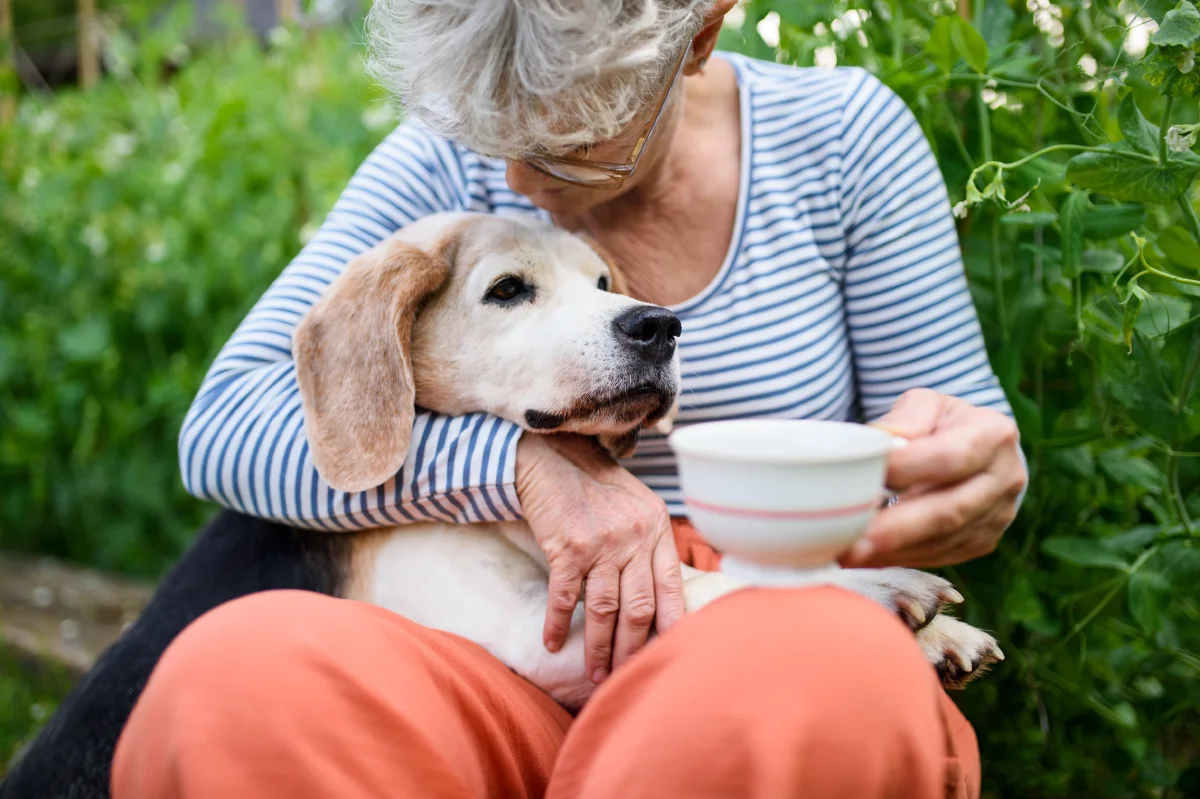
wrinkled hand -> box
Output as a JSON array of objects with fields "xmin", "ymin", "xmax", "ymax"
[
  {"xmin": 840, "ymin": 389, "xmax": 1027, "ymax": 569},
  {"xmin": 516, "ymin": 433, "xmax": 684, "ymax": 684}
]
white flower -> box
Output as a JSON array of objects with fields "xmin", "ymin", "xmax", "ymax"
[
  {"xmin": 145, "ymin": 239, "xmax": 168, "ymax": 263},
  {"xmin": 30, "ymin": 109, "xmax": 58, "ymax": 137},
  {"xmin": 97, "ymin": 133, "xmax": 138, "ymax": 171},
  {"xmin": 1167, "ymin": 125, "xmax": 1197, "ymax": 153},
  {"xmin": 1177, "ymin": 49, "xmax": 1196, "ymax": 74},
  {"xmin": 952, "ymin": 201, "xmax": 970, "ymax": 219},
  {"xmin": 361, "ymin": 104, "xmax": 397, "ymax": 132},
  {"xmin": 162, "ymin": 162, "xmax": 185, "ymax": 185},
  {"xmin": 268, "ymin": 26, "xmax": 292, "ymax": 48},
  {"xmin": 19, "ymin": 168, "xmax": 41, "ymax": 193},
  {"xmin": 82, "ymin": 225, "xmax": 108, "ymax": 257}
]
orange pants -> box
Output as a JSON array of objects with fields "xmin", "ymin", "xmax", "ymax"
[{"xmin": 112, "ymin": 522, "xmax": 980, "ymax": 798}]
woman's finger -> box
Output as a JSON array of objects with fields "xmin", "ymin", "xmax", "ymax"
[
  {"xmin": 543, "ymin": 562, "xmax": 584, "ymax": 653},
  {"xmin": 844, "ymin": 473, "xmax": 1000, "ymax": 567},
  {"xmin": 582, "ymin": 563, "xmax": 621, "ymax": 683},
  {"xmin": 651, "ymin": 533, "xmax": 686, "ymax": 633},
  {"xmin": 612, "ymin": 557, "xmax": 657, "ymax": 671},
  {"xmin": 885, "ymin": 421, "xmax": 1012, "ymax": 491}
]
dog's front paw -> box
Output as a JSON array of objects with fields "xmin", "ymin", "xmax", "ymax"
[
  {"xmin": 839, "ymin": 568, "xmax": 964, "ymax": 631},
  {"xmin": 916, "ymin": 614, "xmax": 1004, "ymax": 689}
]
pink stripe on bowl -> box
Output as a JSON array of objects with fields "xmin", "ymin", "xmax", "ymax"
[{"xmin": 682, "ymin": 497, "xmax": 881, "ymax": 520}]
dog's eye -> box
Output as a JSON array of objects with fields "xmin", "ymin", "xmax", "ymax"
[
  {"xmin": 597, "ymin": 275, "xmax": 610, "ymax": 292},
  {"xmin": 485, "ymin": 276, "xmax": 532, "ymax": 305}
]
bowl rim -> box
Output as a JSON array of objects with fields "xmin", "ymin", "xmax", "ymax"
[{"xmin": 667, "ymin": 419, "xmax": 904, "ymax": 465}]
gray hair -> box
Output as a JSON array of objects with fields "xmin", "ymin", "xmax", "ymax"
[{"xmin": 365, "ymin": 0, "xmax": 713, "ymax": 159}]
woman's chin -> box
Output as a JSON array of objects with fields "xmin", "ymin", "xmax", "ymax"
[{"xmin": 522, "ymin": 186, "xmax": 619, "ymax": 215}]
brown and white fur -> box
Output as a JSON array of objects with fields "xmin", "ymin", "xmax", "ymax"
[
  {"xmin": 1, "ymin": 211, "xmax": 1006, "ymax": 799},
  {"xmin": 292, "ymin": 211, "xmax": 1004, "ymax": 711}
]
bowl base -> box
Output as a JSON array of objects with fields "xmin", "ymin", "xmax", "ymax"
[{"xmin": 719, "ymin": 556, "xmax": 842, "ymax": 587}]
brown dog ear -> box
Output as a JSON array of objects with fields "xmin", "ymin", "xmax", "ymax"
[
  {"xmin": 577, "ymin": 233, "xmax": 629, "ymax": 296},
  {"xmin": 294, "ymin": 235, "xmax": 454, "ymax": 493}
]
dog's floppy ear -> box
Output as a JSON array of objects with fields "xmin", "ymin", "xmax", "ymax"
[{"xmin": 294, "ymin": 234, "xmax": 455, "ymax": 493}]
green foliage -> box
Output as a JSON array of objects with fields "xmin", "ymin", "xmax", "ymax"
[
  {"xmin": 0, "ymin": 7, "xmax": 390, "ymax": 574},
  {"xmin": 721, "ymin": 0, "xmax": 1200, "ymax": 794},
  {"xmin": 0, "ymin": 645, "xmax": 73, "ymax": 776},
  {"xmin": 1, "ymin": 0, "xmax": 1198, "ymax": 796}
]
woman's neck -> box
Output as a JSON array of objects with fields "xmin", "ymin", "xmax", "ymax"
[{"xmin": 553, "ymin": 57, "xmax": 742, "ymax": 306}]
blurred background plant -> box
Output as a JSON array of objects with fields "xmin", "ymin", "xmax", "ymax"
[{"xmin": 1, "ymin": 0, "xmax": 1198, "ymax": 795}]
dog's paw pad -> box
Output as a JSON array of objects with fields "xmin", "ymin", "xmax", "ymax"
[{"xmin": 916, "ymin": 614, "xmax": 1003, "ymax": 689}]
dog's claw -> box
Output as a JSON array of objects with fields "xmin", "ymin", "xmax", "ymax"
[
  {"xmin": 943, "ymin": 586, "xmax": 964, "ymax": 605},
  {"xmin": 916, "ymin": 615, "xmax": 1004, "ymax": 690},
  {"xmin": 895, "ymin": 596, "xmax": 927, "ymax": 628}
]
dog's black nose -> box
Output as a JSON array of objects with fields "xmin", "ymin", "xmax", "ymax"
[{"xmin": 613, "ymin": 306, "xmax": 681, "ymax": 364}]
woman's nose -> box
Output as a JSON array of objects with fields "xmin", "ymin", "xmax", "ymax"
[{"xmin": 505, "ymin": 161, "xmax": 564, "ymax": 196}]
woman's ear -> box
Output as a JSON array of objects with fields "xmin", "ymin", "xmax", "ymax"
[
  {"xmin": 294, "ymin": 234, "xmax": 456, "ymax": 493},
  {"xmin": 687, "ymin": 0, "xmax": 738, "ymax": 74}
]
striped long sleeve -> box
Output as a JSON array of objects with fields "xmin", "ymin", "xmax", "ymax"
[
  {"xmin": 178, "ymin": 124, "xmax": 524, "ymax": 530},
  {"xmin": 837, "ymin": 71, "xmax": 1012, "ymax": 421}
]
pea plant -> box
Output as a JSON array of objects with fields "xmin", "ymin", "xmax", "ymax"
[{"xmin": 723, "ymin": 0, "xmax": 1199, "ymax": 794}]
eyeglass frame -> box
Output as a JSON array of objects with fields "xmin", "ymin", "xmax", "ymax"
[{"xmin": 521, "ymin": 43, "xmax": 693, "ymax": 190}]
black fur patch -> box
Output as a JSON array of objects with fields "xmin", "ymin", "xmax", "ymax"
[{"xmin": 524, "ymin": 409, "xmax": 565, "ymax": 430}]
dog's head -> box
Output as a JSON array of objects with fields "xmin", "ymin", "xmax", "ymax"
[{"xmin": 294, "ymin": 212, "xmax": 681, "ymax": 493}]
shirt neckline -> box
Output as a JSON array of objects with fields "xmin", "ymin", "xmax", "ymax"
[{"xmin": 668, "ymin": 51, "xmax": 752, "ymax": 315}]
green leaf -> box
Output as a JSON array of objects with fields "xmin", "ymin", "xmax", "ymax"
[
  {"xmin": 1082, "ymin": 203, "xmax": 1146, "ymax": 239},
  {"xmin": 1157, "ymin": 226, "xmax": 1200, "ymax": 269},
  {"xmin": 1103, "ymin": 525, "xmax": 1162, "ymax": 553},
  {"xmin": 58, "ymin": 318, "xmax": 111, "ymax": 364},
  {"xmin": 1149, "ymin": 0, "xmax": 1200, "ymax": 47},
  {"xmin": 951, "ymin": 18, "xmax": 990, "ymax": 73},
  {"xmin": 1010, "ymin": 390, "xmax": 1043, "ymax": 444},
  {"xmin": 979, "ymin": 0, "xmax": 1015, "ymax": 54},
  {"xmin": 1066, "ymin": 144, "xmax": 1200, "ymax": 204},
  {"xmin": 1160, "ymin": 541, "xmax": 1200, "ymax": 586},
  {"xmin": 1098, "ymin": 451, "xmax": 1163, "ymax": 490},
  {"xmin": 1048, "ymin": 446, "xmax": 1095, "ymax": 479},
  {"xmin": 925, "ymin": 17, "xmax": 957, "ymax": 73},
  {"xmin": 1041, "ymin": 537, "xmax": 1130, "ymax": 569},
  {"xmin": 1136, "ymin": 293, "xmax": 1193, "ymax": 338},
  {"xmin": 925, "ymin": 17, "xmax": 989, "ymax": 73},
  {"xmin": 1060, "ymin": 190, "xmax": 1090, "ymax": 278},
  {"xmin": 1081, "ymin": 250, "xmax": 1127, "ymax": 273},
  {"xmin": 1117, "ymin": 94, "xmax": 1161, "ymax": 156},
  {"xmin": 1127, "ymin": 570, "xmax": 1171, "ymax": 633},
  {"xmin": 1001, "ymin": 211, "xmax": 1057, "ymax": 227},
  {"xmin": 1144, "ymin": 47, "xmax": 1200, "ymax": 98}
]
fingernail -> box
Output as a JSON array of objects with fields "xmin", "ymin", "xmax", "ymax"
[
  {"xmin": 847, "ymin": 538, "xmax": 874, "ymax": 563},
  {"xmin": 592, "ymin": 668, "xmax": 609, "ymax": 684},
  {"xmin": 545, "ymin": 638, "xmax": 561, "ymax": 653}
]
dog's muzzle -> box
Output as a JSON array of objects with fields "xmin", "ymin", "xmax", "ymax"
[{"xmin": 613, "ymin": 306, "xmax": 681, "ymax": 366}]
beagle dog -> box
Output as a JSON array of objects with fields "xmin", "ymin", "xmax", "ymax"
[
  {"xmin": 1, "ymin": 212, "xmax": 1001, "ymax": 799},
  {"xmin": 293, "ymin": 211, "xmax": 1003, "ymax": 710}
]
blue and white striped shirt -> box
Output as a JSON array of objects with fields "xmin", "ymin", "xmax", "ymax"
[{"xmin": 179, "ymin": 55, "xmax": 1012, "ymax": 529}]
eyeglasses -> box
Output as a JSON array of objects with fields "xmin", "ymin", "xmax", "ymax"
[{"xmin": 522, "ymin": 44, "xmax": 692, "ymax": 190}]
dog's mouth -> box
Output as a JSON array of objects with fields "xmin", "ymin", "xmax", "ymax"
[{"xmin": 524, "ymin": 380, "xmax": 676, "ymax": 433}]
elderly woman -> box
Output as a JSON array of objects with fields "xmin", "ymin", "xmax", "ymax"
[{"xmin": 113, "ymin": 1, "xmax": 1026, "ymax": 797}]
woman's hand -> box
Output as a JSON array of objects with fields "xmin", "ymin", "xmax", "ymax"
[
  {"xmin": 839, "ymin": 389, "xmax": 1027, "ymax": 569},
  {"xmin": 516, "ymin": 433, "xmax": 685, "ymax": 684}
]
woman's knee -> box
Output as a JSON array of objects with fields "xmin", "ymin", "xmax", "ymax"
[
  {"xmin": 118, "ymin": 590, "xmax": 452, "ymax": 757},
  {"xmin": 627, "ymin": 586, "xmax": 946, "ymax": 739},
  {"xmin": 555, "ymin": 587, "xmax": 957, "ymax": 798}
]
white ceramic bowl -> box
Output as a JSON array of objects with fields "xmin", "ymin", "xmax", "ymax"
[{"xmin": 668, "ymin": 419, "xmax": 902, "ymax": 568}]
